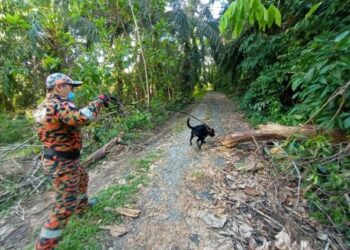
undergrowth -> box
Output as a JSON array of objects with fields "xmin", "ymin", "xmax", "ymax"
[
  {"xmin": 239, "ymin": 94, "xmax": 350, "ymax": 242},
  {"xmin": 279, "ymin": 136, "xmax": 350, "ymax": 242},
  {"xmin": 0, "ymin": 113, "xmax": 34, "ymax": 145}
]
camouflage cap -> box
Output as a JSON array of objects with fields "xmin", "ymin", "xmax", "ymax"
[{"xmin": 46, "ymin": 73, "xmax": 83, "ymax": 89}]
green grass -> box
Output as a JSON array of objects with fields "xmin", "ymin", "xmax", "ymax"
[
  {"xmin": 0, "ymin": 182, "xmax": 31, "ymax": 216},
  {"xmin": 191, "ymin": 171, "xmax": 205, "ymax": 179},
  {"xmin": 55, "ymin": 150, "xmax": 162, "ymax": 250},
  {"xmin": 123, "ymin": 131, "xmax": 147, "ymax": 142},
  {"xmin": 0, "ymin": 114, "xmax": 33, "ymax": 145},
  {"xmin": 3, "ymin": 145, "xmax": 41, "ymax": 159}
]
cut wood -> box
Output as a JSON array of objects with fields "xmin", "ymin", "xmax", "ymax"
[
  {"xmin": 116, "ymin": 207, "xmax": 141, "ymax": 218},
  {"xmin": 99, "ymin": 224, "xmax": 129, "ymax": 237},
  {"xmin": 82, "ymin": 131, "xmax": 125, "ymax": 166},
  {"xmin": 221, "ymin": 123, "xmax": 317, "ymax": 148}
]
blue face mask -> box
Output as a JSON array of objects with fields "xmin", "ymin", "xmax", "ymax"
[{"xmin": 67, "ymin": 92, "xmax": 75, "ymax": 101}]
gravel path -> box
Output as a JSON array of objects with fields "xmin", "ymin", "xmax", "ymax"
[{"xmin": 107, "ymin": 92, "xmax": 249, "ymax": 249}]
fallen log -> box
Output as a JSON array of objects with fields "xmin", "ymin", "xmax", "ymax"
[
  {"xmin": 221, "ymin": 123, "xmax": 317, "ymax": 148},
  {"xmin": 82, "ymin": 131, "xmax": 125, "ymax": 166}
]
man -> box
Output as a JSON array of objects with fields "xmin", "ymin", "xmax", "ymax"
[{"xmin": 33, "ymin": 73, "xmax": 112, "ymax": 250}]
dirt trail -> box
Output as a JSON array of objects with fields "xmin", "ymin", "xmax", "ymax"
[
  {"xmin": 100, "ymin": 92, "xmax": 329, "ymax": 250},
  {"xmin": 90, "ymin": 92, "xmax": 338, "ymax": 250}
]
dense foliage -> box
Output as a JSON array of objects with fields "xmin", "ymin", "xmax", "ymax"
[
  {"xmin": 0, "ymin": 0, "xmax": 211, "ymax": 114},
  {"xmin": 282, "ymin": 135, "xmax": 350, "ymax": 240},
  {"xmin": 217, "ymin": 0, "xmax": 350, "ymax": 132},
  {"xmin": 0, "ymin": 0, "xmax": 211, "ymax": 215},
  {"xmin": 215, "ymin": 0, "xmax": 350, "ymax": 241}
]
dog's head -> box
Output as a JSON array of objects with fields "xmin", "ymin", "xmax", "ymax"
[{"xmin": 209, "ymin": 128, "xmax": 215, "ymax": 137}]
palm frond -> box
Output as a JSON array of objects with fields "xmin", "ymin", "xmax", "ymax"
[
  {"xmin": 66, "ymin": 17, "xmax": 99, "ymax": 45},
  {"xmin": 193, "ymin": 18, "xmax": 222, "ymax": 53},
  {"xmin": 138, "ymin": 0, "xmax": 152, "ymax": 27},
  {"xmin": 28, "ymin": 19, "xmax": 44, "ymax": 57},
  {"xmin": 169, "ymin": 7, "xmax": 192, "ymax": 40},
  {"xmin": 217, "ymin": 36, "xmax": 246, "ymax": 72}
]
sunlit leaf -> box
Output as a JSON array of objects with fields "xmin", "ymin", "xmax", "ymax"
[
  {"xmin": 335, "ymin": 31, "xmax": 350, "ymax": 42},
  {"xmin": 305, "ymin": 2, "xmax": 323, "ymax": 20},
  {"xmin": 273, "ymin": 6, "xmax": 281, "ymax": 27},
  {"xmin": 304, "ymin": 67, "xmax": 315, "ymax": 83},
  {"xmin": 344, "ymin": 117, "xmax": 350, "ymax": 129},
  {"xmin": 263, "ymin": 7, "xmax": 268, "ymax": 22},
  {"xmin": 219, "ymin": 0, "xmax": 282, "ymax": 38},
  {"xmin": 292, "ymin": 78, "xmax": 303, "ymax": 91},
  {"xmin": 267, "ymin": 5, "xmax": 275, "ymax": 28}
]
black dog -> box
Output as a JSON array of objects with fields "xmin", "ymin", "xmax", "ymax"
[{"xmin": 187, "ymin": 118, "xmax": 215, "ymax": 149}]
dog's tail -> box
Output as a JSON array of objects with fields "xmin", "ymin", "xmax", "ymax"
[{"xmin": 187, "ymin": 118, "xmax": 194, "ymax": 129}]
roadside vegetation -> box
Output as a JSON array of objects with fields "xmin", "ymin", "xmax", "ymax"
[{"xmin": 216, "ymin": 0, "xmax": 350, "ymax": 241}]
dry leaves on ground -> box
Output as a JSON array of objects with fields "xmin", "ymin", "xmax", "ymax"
[{"xmin": 208, "ymin": 143, "xmax": 333, "ymax": 250}]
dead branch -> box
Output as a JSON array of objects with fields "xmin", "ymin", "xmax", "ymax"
[
  {"xmin": 0, "ymin": 135, "xmax": 36, "ymax": 161},
  {"xmin": 250, "ymin": 206, "xmax": 283, "ymax": 228},
  {"xmin": 27, "ymin": 155, "xmax": 42, "ymax": 177},
  {"xmin": 319, "ymin": 144, "xmax": 350, "ymax": 165},
  {"xmin": 82, "ymin": 132, "xmax": 125, "ymax": 167},
  {"xmin": 273, "ymin": 143, "xmax": 301, "ymax": 211},
  {"xmin": 29, "ymin": 176, "xmax": 48, "ymax": 195},
  {"xmin": 251, "ymin": 135, "xmax": 261, "ymax": 153}
]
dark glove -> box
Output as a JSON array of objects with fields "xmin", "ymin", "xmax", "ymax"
[
  {"xmin": 97, "ymin": 94, "xmax": 123, "ymax": 114},
  {"xmin": 109, "ymin": 96, "xmax": 123, "ymax": 114},
  {"xmin": 109, "ymin": 96, "xmax": 121, "ymax": 106},
  {"xmin": 97, "ymin": 94, "xmax": 110, "ymax": 107}
]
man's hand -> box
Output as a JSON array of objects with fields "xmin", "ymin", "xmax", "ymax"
[{"xmin": 97, "ymin": 94, "xmax": 123, "ymax": 114}]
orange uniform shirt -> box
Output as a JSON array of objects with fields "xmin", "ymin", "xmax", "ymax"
[{"xmin": 34, "ymin": 94, "xmax": 104, "ymax": 152}]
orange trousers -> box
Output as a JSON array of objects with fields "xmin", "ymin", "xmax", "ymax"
[{"xmin": 35, "ymin": 157, "xmax": 88, "ymax": 250}]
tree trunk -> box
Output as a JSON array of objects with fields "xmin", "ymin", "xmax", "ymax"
[
  {"xmin": 116, "ymin": 64, "xmax": 124, "ymax": 98},
  {"xmin": 128, "ymin": 0, "xmax": 150, "ymax": 109},
  {"xmin": 221, "ymin": 123, "xmax": 318, "ymax": 148}
]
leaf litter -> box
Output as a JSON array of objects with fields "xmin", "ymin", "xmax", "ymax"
[{"xmin": 207, "ymin": 140, "xmax": 340, "ymax": 249}]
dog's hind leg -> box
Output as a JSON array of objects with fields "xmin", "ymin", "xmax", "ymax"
[
  {"xmin": 196, "ymin": 138, "xmax": 203, "ymax": 150},
  {"xmin": 190, "ymin": 134, "xmax": 194, "ymax": 146}
]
